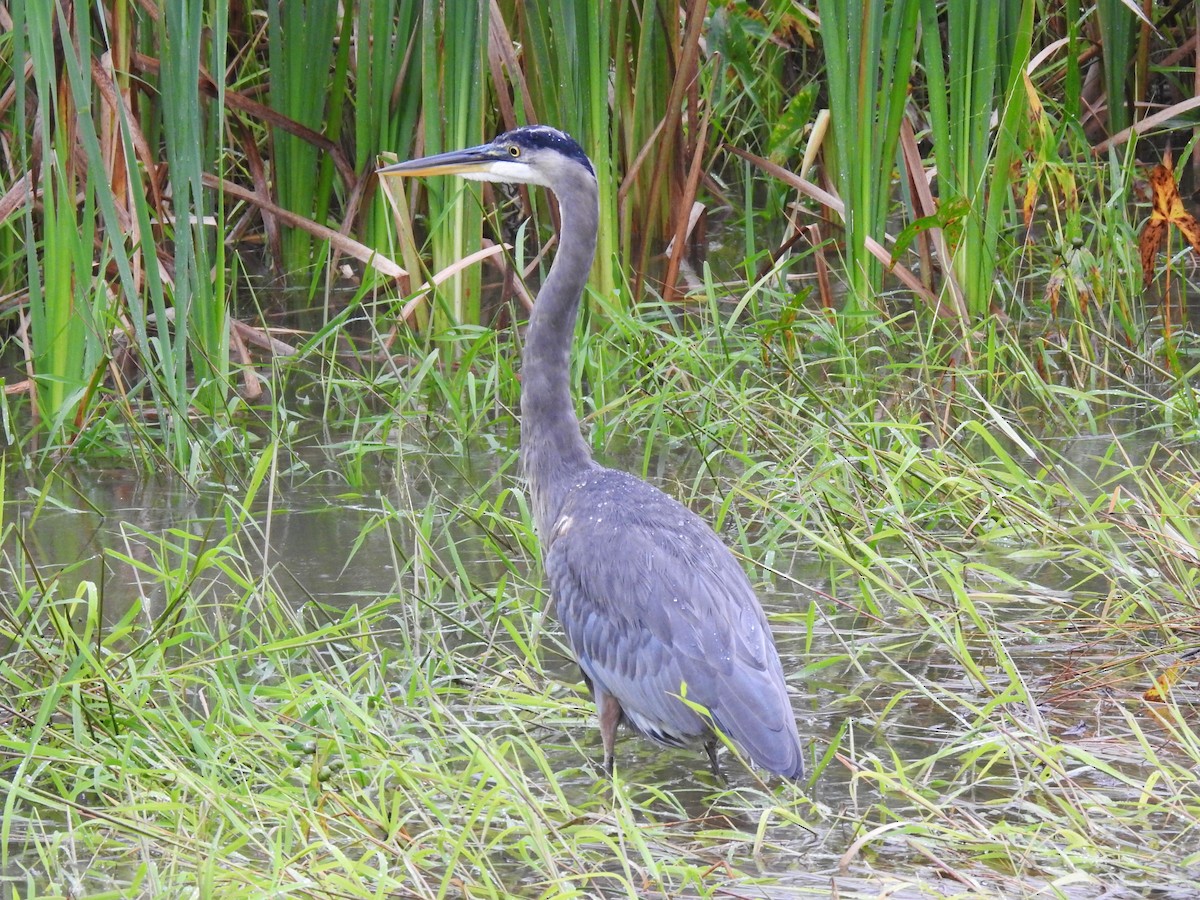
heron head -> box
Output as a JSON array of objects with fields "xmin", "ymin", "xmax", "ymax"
[{"xmin": 377, "ymin": 125, "xmax": 594, "ymax": 189}]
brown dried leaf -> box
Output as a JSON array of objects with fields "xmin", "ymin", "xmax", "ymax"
[
  {"xmin": 1139, "ymin": 218, "xmax": 1167, "ymax": 286},
  {"xmin": 1176, "ymin": 203, "xmax": 1200, "ymax": 254},
  {"xmin": 1139, "ymin": 161, "xmax": 1200, "ymax": 286}
]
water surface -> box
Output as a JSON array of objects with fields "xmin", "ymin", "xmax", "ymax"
[{"xmin": 0, "ymin": 422, "xmax": 1187, "ymax": 897}]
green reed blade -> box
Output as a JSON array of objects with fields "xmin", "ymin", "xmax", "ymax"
[
  {"xmin": 1095, "ymin": 0, "xmax": 1136, "ymax": 136},
  {"xmin": 268, "ymin": 0, "xmax": 340, "ymax": 275},
  {"xmin": 15, "ymin": 2, "xmax": 106, "ymax": 443},
  {"xmin": 920, "ymin": 0, "xmax": 1032, "ymax": 318},
  {"xmin": 817, "ymin": 0, "xmax": 919, "ymax": 318},
  {"xmin": 161, "ymin": 1, "xmax": 230, "ymax": 419},
  {"xmin": 357, "ymin": 1, "xmax": 423, "ymax": 257},
  {"xmin": 418, "ymin": 0, "xmax": 486, "ymax": 334}
]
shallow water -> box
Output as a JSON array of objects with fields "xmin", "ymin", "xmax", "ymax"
[{"xmin": 0, "ymin": 422, "xmax": 1189, "ymax": 897}]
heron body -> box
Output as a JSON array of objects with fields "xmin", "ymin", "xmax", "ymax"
[{"xmin": 379, "ymin": 126, "xmax": 804, "ymax": 780}]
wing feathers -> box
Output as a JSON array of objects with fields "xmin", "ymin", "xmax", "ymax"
[{"xmin": 544, "ymin": 469, "xmax": 803, "ymax": 779}]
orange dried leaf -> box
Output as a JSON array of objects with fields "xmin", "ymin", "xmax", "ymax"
[
  {"xmin": 1023, "ymin": 176, "xmax": 1039, "ymax": 230},
  {"xmin": 1139, "ymin": 162, "xmax": 1200, "ymax": 286},
  {"xmin": 1177, "ymin": 206, "xmax": 1200, "ymax": 253},
  {"xmin": 1143, "ymin": 659, "xmax": 1193, "ymax": 702}
]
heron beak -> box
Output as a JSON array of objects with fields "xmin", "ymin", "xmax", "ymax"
[{"xmin": 377, "ymin": 143, "xmax": 507, "ymax": 179}]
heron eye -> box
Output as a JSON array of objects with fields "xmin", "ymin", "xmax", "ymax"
[{"xmin": 508, "ymin": 145, "xmax": 521, "ymax": 158}]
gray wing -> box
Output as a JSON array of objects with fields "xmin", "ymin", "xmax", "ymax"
[{"xmin": 544, "ymin": 470, "xmax": 803, "ymax": 778}]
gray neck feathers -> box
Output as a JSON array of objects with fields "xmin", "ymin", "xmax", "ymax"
[{"xmin": 520, "ymin": 168, "xmax": 600, "ymax": 539}]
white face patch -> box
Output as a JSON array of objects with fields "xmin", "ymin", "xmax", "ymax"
[{"xmin": 462, "ymin": 160, "xmax": 553, "ymax": 188}]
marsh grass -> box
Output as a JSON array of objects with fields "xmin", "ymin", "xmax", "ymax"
[
  {"xmin": 268, "ymin": 0, "xmax": 341, "ymax": 274},
  {"xmin": 4, "ymin": 4, "xmax": 1200, "ymax": 894},
  {"xmin": 918, "ymin": 0, "xmax": 1035, "ymax": 319},
  {"xmin": 0, "ymin": 453, "xmax": 818, "ymax": 898},
  {"xmin": 8, "ymin": 1, "xmax": 1194, "ymax": 464},
  {"xmin": 4, "ymin": 276, "xmax": 1200, "ymax": 895}
]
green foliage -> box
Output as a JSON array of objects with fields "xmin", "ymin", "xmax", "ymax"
[
  {"xmin": 161, "ymin": 0, "xmax": 230, "ymax": 419},
  {"xmin": 4, "ymin": 298, "xmax": 1200, "ymax": 894},
  {"xmin": 705, "ymin": 1, "xmax": 817, "ymax": 158},
  {"xmin": 817, "ymin": 0, "xmax": 919, "ymax": 314},
  {"xmin": 0, "ymin": 0, "xmax": 1197, "ymax": 477},
  {"xmin": 355, "ymin": 0, "xmax": 423, "ymax": 252},
  {"xmin": 27, "ymin": 162, "xmax": 98, "ymax": 434},
  {"xmin": 514, "ymin": 0, "xmax": 618, "ymax": 303},
  {"xmin": 268, "ymin": 0, "xmax": 342, "ymax": 272},
  {"xmin": 4, "ymin": 0, "xmax": 242, "ymax": 463},
  {"xmin": 1095, "ymin": 0, "xmax": 1136, "ymax": 135},
  {"xmin": 3, "ymin": 3, "xmax": 1200, "ymax": 893},
  {"xmin": 16, "ymin": 3, "xmax": 99, "ymax": 437},
  {"xmin": 418, "ymin": 0, "xmax": 487, "ymax": 334},
  {"xmin": 918, "ymin": 0, "xmax": 1035, "ymax": 319}
]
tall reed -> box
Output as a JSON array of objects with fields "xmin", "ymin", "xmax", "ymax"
[
  {"xmin": 16, "ymin": 2, "xmax": 108, "ymax": 439},
  {"xmin": 27, "ymin": 164, "xmax": 96, "ymax": 434},
  {"xmin": 3, "ymin": 0, "xmax": 1194, "ymax": 470},
  {"xmin": 6, "ymin": 0, "xmax": 237, "ymax": 463},
  {"xmin": 514, "ymin": 0, "xmax": 619, "ymax": 305},
  {"xmin": 919, "ymin": 0, "xmax": 1034, "ymax": 318},
  {"xmin": 816, "ymin": 0, "xmax": 919, "ymax": 317},
  {"xmin": 1095, "ymin": 0, "xmax": 1136, "ymax": 135},
  {"xmin": 268, "ymin": 0, "xmax": 341, "ymax": 274},
  {"xmin": 416, "ymin": 0, "xmax": 487, "ymax": 335},
  {"xmin": 355, "ymin": 1, "xmax": 423, "ymax": 257},
  {"xmin": 160, "ymin": 1, "xmax": 230, "ymax": 421},
  {"xmin": 504, "ymin": 0, "xmax": 624, "ymax": 438}
]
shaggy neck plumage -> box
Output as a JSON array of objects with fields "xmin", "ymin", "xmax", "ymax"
[{"xmin": 520, "ymin": 169, "xmax": 600, "ymax": 539}]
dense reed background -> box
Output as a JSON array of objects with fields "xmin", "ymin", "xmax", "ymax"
[{"xmin": 2, "ymin": 0, "xmax": 1194, "ymax": 459}]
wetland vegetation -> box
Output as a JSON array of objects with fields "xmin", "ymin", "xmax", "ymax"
[{"xmin": 2, "ymin": 1, "xmax": 1200, "ymax": 897}]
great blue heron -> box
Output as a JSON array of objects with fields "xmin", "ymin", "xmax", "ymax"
[{"xmin": 379, "ymin": 126, "xmax": 804, "ymax": 781}]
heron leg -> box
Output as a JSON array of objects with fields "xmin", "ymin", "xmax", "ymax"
[
  {"xmin": 598, "ymin": 692, "xmax": 623, "ymax": 777},
  {"xmin": 704, "ymin": 738, "xmax": 724, "ymax": 782}
]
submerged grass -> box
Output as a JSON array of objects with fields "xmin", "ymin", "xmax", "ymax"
[
  {"xmin": 3, "ymin": 274, "xmax": 1200, "ymax": 895},
  {"xmin": 0, "ymin": 464, "xmax": 814, "ymax": 898}
]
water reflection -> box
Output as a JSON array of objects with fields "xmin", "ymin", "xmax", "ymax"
[{"xmin": 2, "ymin": 445, "xmax": 492, "ymax": 621}]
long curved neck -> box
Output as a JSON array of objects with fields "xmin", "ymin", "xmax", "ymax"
[{"xmin": 521, "ymin": 169, "xmax": 599, "ymax": 538}]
